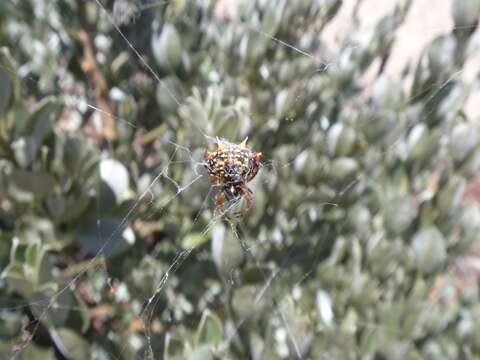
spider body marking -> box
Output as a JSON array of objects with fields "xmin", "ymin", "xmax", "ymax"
[{"xmin": 205, "ymin": 137, "xmax": 262, "ymax": 217}]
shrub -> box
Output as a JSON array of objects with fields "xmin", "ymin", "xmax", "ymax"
[{"xmin": 1, "ymin": 0, "xmax": 480, "ymax": 359}]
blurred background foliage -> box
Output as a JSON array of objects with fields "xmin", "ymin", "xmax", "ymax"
[{"xmin": 1, "ymin": 0, "xmax": 480, "ymax": 359}]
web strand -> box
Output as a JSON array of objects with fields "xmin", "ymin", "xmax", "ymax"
[{"xmin": 3, "ymin": 1, "xmax": 479, "ymax": 358}]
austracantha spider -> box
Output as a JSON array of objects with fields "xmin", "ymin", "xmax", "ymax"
[{"xmin": 205, "ymin": 137, "xmax": 262, "ymax": 217}]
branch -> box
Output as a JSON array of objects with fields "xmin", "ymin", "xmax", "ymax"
[{"xmin": 76, "ymin": 0, "xmax": 117, "ymax": 140}]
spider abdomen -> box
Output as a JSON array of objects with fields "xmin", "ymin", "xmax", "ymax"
[
  {"xmin": 207, "ymin": 148, "xmax": 256, "ymax": 183},
  {"xmin": 205, "ymin": 138, "xmax": 261, "ymax": 185},
  {"xmin": 204, "ymin": 137, "xmax": 261, "ymax": 217}
]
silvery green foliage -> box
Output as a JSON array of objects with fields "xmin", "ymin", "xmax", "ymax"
[{"xmin": 1, "ymin": 0, "xmax": 480, "ymax": 359}]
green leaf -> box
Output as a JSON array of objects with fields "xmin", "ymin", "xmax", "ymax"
[
  {"xmin": 449, "ymin": 123, "xmax": 478, "ymax": 163},
  {"xmin": 45, "ymin": 194, "xmax": 91, "ymax": 224},
  {"xmin": 179, "ymin": 97, "xmax": 209, "ymax": 135},
  {"xmin": 60, "ymin": 136, "xmax": 91, "ymax": 176},
  {"xmin": 384, "ymin": 196, "xmax": 417, "ymax": 236},
  {"xmin": 437, "ymin": 176, "xmax": 466, "ymax": 218},
  {"xmin": 52, "ymin": 328, "xmax": 90, "ymax": 360},
  {"xmin": 211, "ymin": 224, "xmax": 244, "ymax": 276},
  {"xmin": 0, "ymin": 48, "xmax": 20, "ymax": 116},
  {"xmin": 12, "ymin": 97, "xmax": 62, "ymax": 167},
  {"xmin": 164, "ymin": 333, "xmax": 187, "ymax": 360},
  {"xmin": 152, "ymin": 24, "xmax": 183, "ymax": 71},
  {"xmin": 327, "ymin": 124, "xmax": 356, "ymax": 157},
  {"xmin": 155, "ymin": 75, "xmax": 184, "ymax": 119},
  {"xmin": 1, "ymin": 263, "xmax": 34, "ymax": 297},
  {"xmin": 195, "ymin": 309, "xmax": 223, "ymax": 347},
  {"xmin": 0, "ymin": 62, "xmax": 12, "ymax": 116},
  {"xmin": 316, "ymin": 289, "xmax": 334, "ymax": 327},
  {"xmin": 372, "ymin": 75, "xmax": 404, "ymax": 110},
  {"xmin": 0, "ymin": 308, "xmax": 24, "ymax": 338},
  {"xmin": 452, "ymin": 0, "xmax": 480, "ymax": 28},
  {"xmin": 64, "ymin": 292, "xmax": 90, "ymax": 334},
  {"xmin": 188, "ymin": 346, "xmax": 214, "ymax": 360},
  {"xmin": 241, "ymin": 265, "xmax": 273, "ymax": 285},
  {"xmin": 99, "ymin": 158, "xmax": 131, "ymax": 205},
  {"xmin": 76, "ymin": 218, "xmax": 135, "ymax": 258},
  {"xmin": 211, "ymin": 108, "xmax": 240, "ymax": 141},
  {"xmin": 20, "ymin": 343, "xmax": 56, "ymax": 360},
  {"xmin": 21, "ymin": 241, "xmax": 52, "ymax": 285},
  {"xmin": 25, "ymin": 242, "xmax": 41, "ymax": 269},
  {"xmin": 11, "ymin": 136, "xmax": 40, "ymax": 169},
  {"xmin": 182, "ymin": 232, "xmax": 209, "ymax": 249},
  {"xmin": 30, "ymin": 287, "xmax": 71, "ymax": 327},
  {"xmin": 426, "ymin": 36, "xmax": 456, "ymax": 77},
  {"xmin": 10, "ymin": 169, "xmax": 56, "ymax": 196},
  {"xmin": 411, "ymin": 227, "xmax": 446, "ymax": 275},
  {"xmin": 231, "ymin": 285, "xmax": 268, "ymax": 320},
  {"xmin": 328, "ymin": 157, "xmax": 359, "ymax": 183}
]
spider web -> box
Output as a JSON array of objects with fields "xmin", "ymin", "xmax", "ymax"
[
  {"xmin": 1, "ymin": 0, "xmax": 478, "ymax": 359},
  {"xmin": 2, "ymin": 2, "xmax": 467, "ymax": 358}
]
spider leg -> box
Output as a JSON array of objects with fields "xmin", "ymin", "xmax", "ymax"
[
  {"xmin": 214, "ymin": 191, "xmax": 226, "ymax": 217},
  {"xmin": 233, "ymin": 184, "xmax": 253, "ymax": 218}
]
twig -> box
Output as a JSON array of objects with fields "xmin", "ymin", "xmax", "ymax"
[{"xmin": 75, "ymin": 0, "xmax": 117, "ymax": 140}]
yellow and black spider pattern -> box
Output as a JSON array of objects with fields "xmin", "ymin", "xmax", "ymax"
[{"xmin": 204, "ymin": 137, "xmax": 262, "ymax": 217}]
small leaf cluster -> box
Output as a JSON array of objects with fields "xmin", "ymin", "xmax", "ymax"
[{"xmin": 1, "ymin": 0, "xmax": 480, "ymax": 359}]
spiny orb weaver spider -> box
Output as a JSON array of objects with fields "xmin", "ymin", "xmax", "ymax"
[{"xmin": 205, "ymin": 137, "xmax": 262, "ymax": 217}]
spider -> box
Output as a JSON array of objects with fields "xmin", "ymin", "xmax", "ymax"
[{"xmin": 205, "ymin": 137, "xmax": 262, "ymax": 217}]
